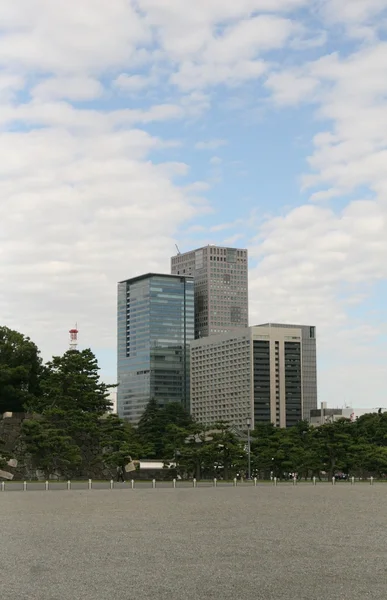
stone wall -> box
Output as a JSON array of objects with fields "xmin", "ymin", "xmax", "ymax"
[{"xmin": 0, "ymin": 412, "xmax": 36, "ymax": 480}]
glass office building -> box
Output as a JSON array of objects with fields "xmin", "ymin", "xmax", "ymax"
[{"xmin": 117, "ymin": 273, "xmax": 194, "ymax": 423}]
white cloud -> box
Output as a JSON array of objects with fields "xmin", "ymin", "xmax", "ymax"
[
  {"xmin": 0, "ymin": 0, "xmax": 149, "ymax": 73},
  {"xmin": 31, "ymin": 77, "xmax": 104, "ymax": 101},
  {"xmin": 265, "ymin": 70, "xmax": 320, "ymax": 106},
  {"xmin": 0, "ymin": 73, "xmax": 24, "ymax": 101},
  {"xmin": 113, "ymin": 73, "xmax": 155, "ymax": 93},
  {"xmin": 251, "ymin": 5, "xmax": 387, "ymax": 407},
  {"xmin": 195, "ymin": 139, "xmax": 227, "ymax": 150},
  {"xmin": 319, "ymin": 0, "xmax": 387, "ymax": 39},
  {"xmin": 1, "ymin": 0, "xmax": 387, "ymax": 409},
  {"xmin": 0, "ymin": 123, "xmax": 207, "ymax": 357}
]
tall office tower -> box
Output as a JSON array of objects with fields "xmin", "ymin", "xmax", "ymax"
[
  {"xmin": 190, "ymin": 324, "xmax": 317, "ymax": 430},
  {"xmin": 257, "ymin": 323, "xmax": 317, "ymax": 421},
  {"xmin": 171, "ymin": 245, "xmax": 248, "ymax": 339},
  {"xmin": 117, "ymin": 273, "xmax": 194, "ymax": 423}
]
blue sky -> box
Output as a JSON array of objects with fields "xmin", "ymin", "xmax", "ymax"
[{"xmin": 1, "ymin": 0, "xmax": 387, "ymax": 409}]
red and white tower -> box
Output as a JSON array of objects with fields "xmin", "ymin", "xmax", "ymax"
[{"xmin": 69, "ymin": 324, "xmax": 79, "ymax": 351}]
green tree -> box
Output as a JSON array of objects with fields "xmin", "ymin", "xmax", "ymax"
[
  {"xmin": 0, "ymin": 326, "xmax": 42, "ymax": 414},
  {"xmin": 251, "ymin": 423, "xmax": 279, "ymax": 478},
  {"xmin": 22, "ymin": 415, "xmax": 81, "ymax": 480},
  {"xmin": 23, "ymin": 349, "xmax": 118, "ymax": 478},
  {"xmin": 173, "ymin": 424, "xmax": 210, "ymax": 480},
  {"xmin": 313, "ymin": 419, "xmax": 354, "ymax": 478},
  {"xmin": 100, "ymin": 414, "xmax": 143, "ymax": 476},
  {"xmin": 137, "ymin": 400, "xmax": 193, "ymax": 458},
  {"xmin": 204, "ymin": 422, "xmax": 245, "ymax": 480},
  {"xmin": 31, "ymin": 349, "xmax": 114, "ymax": 414}
]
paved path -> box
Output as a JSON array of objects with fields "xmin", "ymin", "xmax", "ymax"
[{"xmin": 1, "ymin": 486, "xmax": 385, "ymax": 599}]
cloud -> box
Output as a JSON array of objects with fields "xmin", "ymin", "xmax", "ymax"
[
  {"xmin": 265, "ymin": 70, "xmax": 320, "ymax": 106},
  {"xmin": 0, "ymin": 1, "xmax": 149, "ymax": 73},
  {"xmin": 113, "ymin": 73, "xmax": 156, "ymax": 93},
  {"xmin": 319, "ymin": 0, "xmax": 387, "ymax": 39},
  {"xmin": 1, "ymin": 0, "xmax": 387, "ymax": 409},
  {"xmin": 31, "ymin": 77, "xmax": 104, "ymax": 101},
  {"xmin": 195, "ymin": 139, "xmax": 227, "ymax": 150},
  {"xmin": 0, "ymin": 123, "xmax": 208, "ymax": 357},
  {"xmin": 251, "ymin": 6, "xmax": 387, "ymax": 407}
]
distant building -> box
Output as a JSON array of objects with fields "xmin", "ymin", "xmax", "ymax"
[
  {"xmin": 310, "ymin": 404, "xmax": 376, "ymax": 426},
  {"xmin": 257, "ymin": 323, "xmax": 317, "ymax": 421},
  {"xmin": 171, "ymin": 245, "xmax": 248, "ymax": 339},
  {"xmin": 117, "ymin": 273, "xmax": 194, "ymax": 423},
  {"xmin": 190, "ymin": 324, "xmax": 314, "ymax": 430},
  {"xmin": 107, "ymin": 391, "xmax": 117, "ymax": 413}
]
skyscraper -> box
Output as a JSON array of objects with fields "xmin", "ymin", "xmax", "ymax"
[
  {"xmin": 190, "ymin": 324, "xmax": 317, "ymax": 429},
  {"xmin": 257, "ymin": 323, "xmax": 317, "ymax": 421},
  {"xmin": 171, "ymin": 245, "xmax": 248, "ymax": 339},
  {"xmin": 117, "ymin": 273, "xmax": 194, "ymax": 423}
]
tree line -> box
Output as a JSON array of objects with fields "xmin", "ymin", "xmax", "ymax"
[{"xmin": 1, "ymin": 325, "xmax": 387, "ymax": 480}]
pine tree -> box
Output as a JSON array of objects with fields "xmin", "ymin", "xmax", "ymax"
[{"xmin": 32, "ymin": 349, "xmax": 114, "ymax": 414}]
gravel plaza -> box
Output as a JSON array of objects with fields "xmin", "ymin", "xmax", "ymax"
[{"xmin": 2, "ymin": 485, "xmax": 386, "ymax": 600}]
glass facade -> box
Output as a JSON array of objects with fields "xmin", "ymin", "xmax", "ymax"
[
  {"xmin": 284, "ymin": 342, "xmax": 302, "ymax": 427},
  {"xmin": 117, "ymin": 274, "xmax": 194, "ymax": 423},
  {"xmin": 253, "ymin": 340, "xmax": 271, "ymax": 423}
]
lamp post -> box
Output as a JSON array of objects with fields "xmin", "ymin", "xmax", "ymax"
[{"xmin": 246, "ymin": 417, "xmax": 251, "ymax": 480}]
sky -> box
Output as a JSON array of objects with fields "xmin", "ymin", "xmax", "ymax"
[{"xmin": 0, "ymin": 0, "xmax": 387, "ymax": 410}]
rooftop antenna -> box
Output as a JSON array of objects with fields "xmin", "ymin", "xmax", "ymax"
[
  {"xmin": 69, "ymin": 324, "xmax": 79, "ymax": 351},
  {"xmin": 175, "ymin": 244, "xmax": 181, "ymax": 255}
]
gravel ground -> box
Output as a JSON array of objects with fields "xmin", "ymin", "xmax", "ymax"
[{"xmin": 1, "ymin": 485, "xmax": 386, "ymax": 600}]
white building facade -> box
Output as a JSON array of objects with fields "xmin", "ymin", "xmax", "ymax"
[{"xmin": 190, "ymin": 324, "xmax": 315, "ymax": 429}]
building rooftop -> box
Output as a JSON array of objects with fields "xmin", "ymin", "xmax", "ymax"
[
  {"xmin": 119, "ymin": 272, "xmax": 194, "ymax": 285},
  {"xmin": 171, "ymin": 244, "xmax": 248, "ymax": 257}
]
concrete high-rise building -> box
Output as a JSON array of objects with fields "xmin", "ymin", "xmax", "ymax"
[
  {"xmin": 257, "ymin": 323, "xmax": 317, "ymax": 421},
  {"xmin": 117, "ymin": 273, "xmax": 194, "ymax": 423},
  {"xmin": 171, "ymin": 245, "xmax": 248, "ymax": 339},
  {"xmin": 190, "ymin": 324, "xmax": 317, "ymax": 430}
]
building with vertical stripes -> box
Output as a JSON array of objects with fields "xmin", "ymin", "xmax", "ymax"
[{"xmin": 190, "ymin": 324, "xmax": 317, "ymax": 429}]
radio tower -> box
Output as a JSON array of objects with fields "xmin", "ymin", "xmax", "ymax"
[{"xmin": 69, "ymin": 324, "xmax": 79, "ymax": 351}]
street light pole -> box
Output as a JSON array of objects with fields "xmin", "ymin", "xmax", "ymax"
[{"xmin": 246, "ymin": 417, "xmax": 251, "ymax": 480}]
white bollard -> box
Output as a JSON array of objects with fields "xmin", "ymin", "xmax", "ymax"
[
  {"xmin": 193, "ymin": 478, "xmax": 197, "ymax": 488},
  {"xmin": 67, "ymin": 480, "xmax": 71, "ymax": 491},
  {"xmin": 332, "ymin": 476, "xmax": 336, "ymax": 485},
  {"xmin": 293, "ymin": 477, "xmax": 297, "ymax": 486},
  {"xmin": 152, "ymin": 479, "xmax": 156, "ymax": 488},
  {"xmin": 173, "ymin": 478, "xmax": 176, "ymax": 488},
  {"xmin": 88, "ymin": 479, "xmax": 92, "ymax": 490},
  {"xmin": 351, "ymin": 476, "xmax": 355, "ymax": 485},
  {"xmin": 233, "ymin": 477, "xmax": 237, "ymax": 487},
  {"xmin": 370, "ymin": 476, "xmax": 374, "ymax": 486},
  {"xmin": 313, "ymin": 477, "xmax": 316, "ymax": 486},
  {"xmin": 23, "ymin": 481, "xmax": 27, "ymax": 491},
  {"xmin": 254, "ymin": 477, "xmax": 257, "ymax": 487},
  {"xmin": 273, "ymin": 477, "xmax": 277, "ymax": 486},
  {"xmin": 131, "ymin": 479, "xmax": 135, "ymax": 489},
  {"xmin": 110, "ymin": 480, "xmax": 114, "ymax": 490},
  {"xmin": 45, "ymin": 480, "xmax": 49, "ymax": 491},
  {"xmin": 1, "ymin": 481, "xmax": 5, "ymax": 492},
  {"xmin": 213, "ymin": 478, "xmax": 217, "ymax": 487}
]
